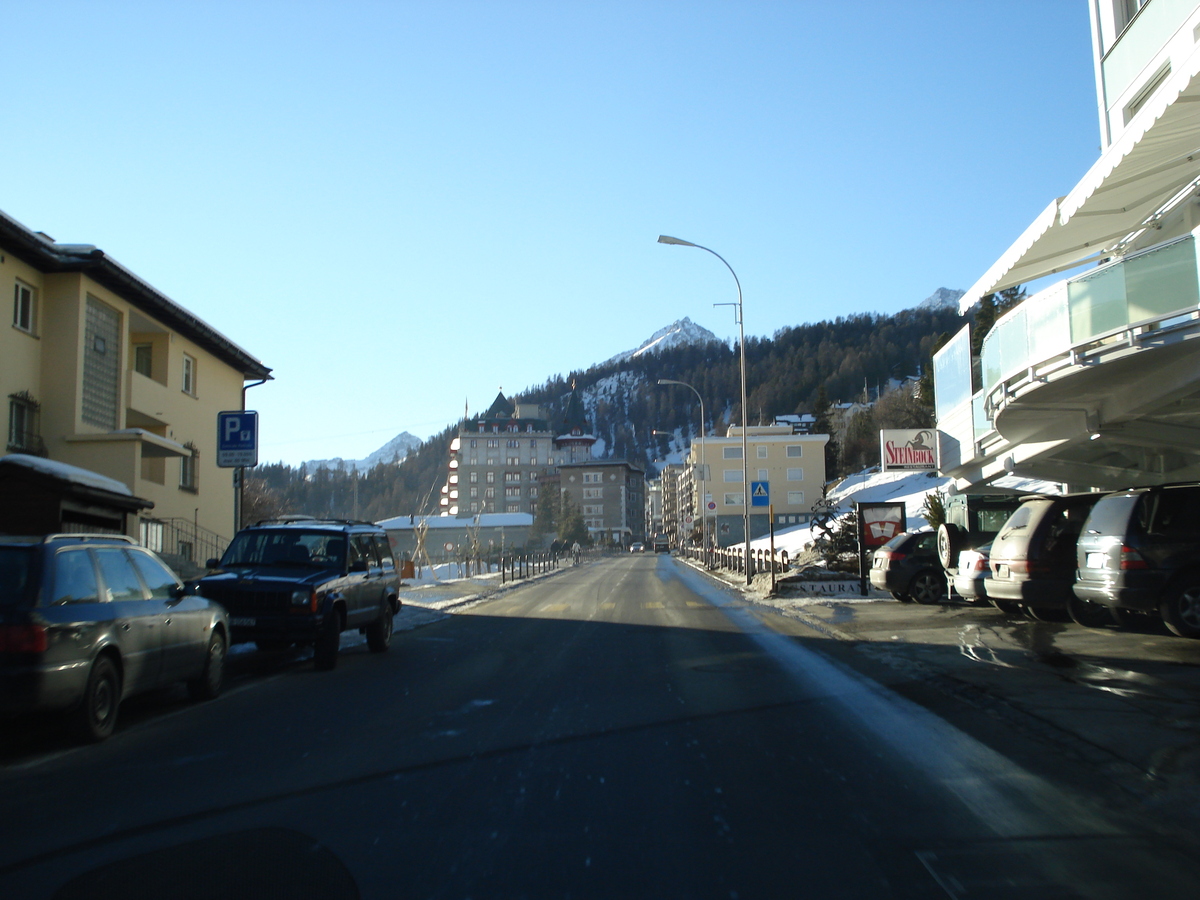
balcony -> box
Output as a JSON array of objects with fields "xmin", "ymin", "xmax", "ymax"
[{"xmin": 935, "ymin": 229, "xmax": 1200, "ymax": 489}]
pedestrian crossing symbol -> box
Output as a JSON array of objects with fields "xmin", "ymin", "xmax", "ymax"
[{"xmin": 751, "ymin": 481, "xmax": 769, "ymax": 506}]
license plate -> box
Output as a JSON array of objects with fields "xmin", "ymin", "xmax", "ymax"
[
  {"xmin": 996, "ymin": 565, "xmax": 1009, "ymax": 579},
  {"xmin": 230, "ymin": 617, "xmax": 256, "ymax": 627},
  {"xmin": 1086, "ymin": 552, "xmax": 1106, "ymax": 569}
]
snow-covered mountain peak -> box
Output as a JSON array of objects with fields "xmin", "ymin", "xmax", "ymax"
[
  {"xmin": 606, "ymin": 317, "xmax": 720, "ymax": 365},
  {"xmin": 916, "ymin": 288, "xmax": 966, "ymax": 311},
  {"xmin": 306, "ymin": 430, "xmax": 422, "ymax": 472}
]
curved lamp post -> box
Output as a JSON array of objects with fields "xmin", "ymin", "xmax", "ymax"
[
  {"xmin": 658, "ymin": 235, "xmax": 751, "ymax": 584},
  {"xmin": 656, "ymin": 380, "xmax": 708, "ymax": 565}
]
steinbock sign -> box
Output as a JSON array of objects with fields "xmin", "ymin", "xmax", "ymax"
[
  {"xmin": 880, "ymin": 429, "xmax": 938, "ymax": 472},
  {"xmin": 217, "ymin": 411, "xmax": 259, "ymax": 468}
]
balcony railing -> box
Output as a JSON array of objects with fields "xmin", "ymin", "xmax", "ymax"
[{"xmin": 935, "ymin": 230, "xmax": 1200, "ymax": 468}]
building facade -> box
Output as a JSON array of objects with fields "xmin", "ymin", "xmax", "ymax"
[
  {"xmin": 557, "ymin": 459, "xmax": 646, "ymax": 546},
  {"xmin": 933, "ymin": 1, "xmax": 1200, "ymax": 493},
  {"xmin": 442, "ymin": 388, "xmax": 598, "ymax": 517},
  {"xmin": 688, "ymin": 426, "xmax": 828, "ymax": 546},
  {"xmin": 1, "ymin": 208, "xmax": 271, "ymax": 561}
]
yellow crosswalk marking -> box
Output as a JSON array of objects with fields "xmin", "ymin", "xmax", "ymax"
[
  {"xmin": 644, "ymin": 601, "xmax": 664, "ymax": 609},
  {"xmin": 543, "ymin": 603, "xmax": 568, "ymax": 612},
  {"xmin": 600, "ymin": 602, "xmax": 615, "ymax": 610}
]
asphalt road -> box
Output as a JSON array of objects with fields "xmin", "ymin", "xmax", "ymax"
[{"xmin": 2, "ymin": 555, "xmax": 1199, "ymax": 899}]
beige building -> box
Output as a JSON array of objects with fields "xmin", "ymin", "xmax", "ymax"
[
  {"xmin": 2, "ymin": 208, "xmax": 271, "ymax": 564},
  {"xmin": 688, "ymin": 426, "xmax": 828, "ymax": 546}
]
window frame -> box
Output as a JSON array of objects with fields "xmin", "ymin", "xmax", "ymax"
[{"xmin": 12, "ymin": 280, "xmax": 36, "ymax": 335}]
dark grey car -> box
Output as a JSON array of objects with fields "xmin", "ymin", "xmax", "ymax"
[
  {"xmin": 870, "ymin": 531, "xmax": 945, "ymax": 604},
  {"xmin": 1074, "ymin": 483, "xmax": 1200, "ymax": 637},
  {"xmin": 0, "ymin": 534, "xmax": 228, "ymax": 741}
]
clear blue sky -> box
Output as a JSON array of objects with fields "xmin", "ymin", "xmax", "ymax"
[{"xmin": 3, "ymin": 2, "xmax": 1097, "ymax": 466}]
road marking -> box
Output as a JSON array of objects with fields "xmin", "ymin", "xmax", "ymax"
[
  {"xmin": 600, "ymin": 602, "xmax": 615, "ymax": 610},
  {"xmin": 644, "ymin": 602, "xmax": 664, "ymax": 609},
  {"xmin": 686, "ymin": 601, "xmax": 706, "ymax": 608},
  {"xmin": 542, "ymin": 603, "xmax": 569, "ymax": 613}
]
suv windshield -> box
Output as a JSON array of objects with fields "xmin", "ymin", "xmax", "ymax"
[
  {"xmin": 0, "ymin": 546, "xmax": 36, "ymax": 608},
  {"xmin": 220, "ymin": 530, "xmax": 347, "ymax": 569}
]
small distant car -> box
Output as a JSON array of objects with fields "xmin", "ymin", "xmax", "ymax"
[
  {"xmin": 0, "ymin": 534, "xmax": 228, "ymax": 742},
  {"xmin": 870, "ymin": 530, "xmax": 946, "ymax": 604},
  {"xmin": 629, "ymin": 542, "xmax": 645, "ymax": 553},
  {"xmin": 952, "ymin": 541, "xmax": 992, "ymax": 605}
]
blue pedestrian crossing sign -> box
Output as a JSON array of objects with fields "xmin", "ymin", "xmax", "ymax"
[
  {"xmin": 751, "ymin": 481, "xmax": 770, "ymax": 507},
  {"xmin": 217, "ymin": 411, "xmax": 259, "ymax": 468}
]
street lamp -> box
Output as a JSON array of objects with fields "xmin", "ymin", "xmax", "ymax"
[
  {"xmin": 656, "ymin": 380, "xmax": 709, "ymax": 566},
  {"xmin": 658, "ymin": 235, "xmax": 751, "ymax": 584}
]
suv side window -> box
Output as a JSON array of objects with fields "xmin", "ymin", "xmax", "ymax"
[
  {"xmin": 373, "ymin": 535, "xmax": 395, "ymax": 572},
  {"xmin": 95, "ymin": 548, "xmax": 147, "ymax": 602},
  {"xmin": 52, "ymin": 550, "xmax": 101, "ymax": 605},
  {"xmin": 354, "ymin": 535, "xmax": 380, "ymax": 572},
  {"xmin": 129, "ymin": 550, "xmax": 181, "ymax": 599},
  {"xmin": 1148, "ymin": 487, "xmax": 1200, "ymax": 536}
]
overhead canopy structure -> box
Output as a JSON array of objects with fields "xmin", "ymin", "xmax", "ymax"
[{"xmin": 960, "ymin": 51, "xmax": 1200, "ymax": 312}]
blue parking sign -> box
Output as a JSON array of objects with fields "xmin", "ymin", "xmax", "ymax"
[{"xmin": 217, "ymin": 411, "xmax": 259, "ymax": 468}]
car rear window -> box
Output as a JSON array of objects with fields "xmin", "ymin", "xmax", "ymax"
[
  {"xmin": 0, "ymin": 546, "xmax": 36, "ymax": 608},
  {"xmin": 1081, "ymin": 494, "xmax": 1140, "ymax": 538}
]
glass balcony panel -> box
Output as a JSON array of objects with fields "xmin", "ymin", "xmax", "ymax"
[
  {"xmin": 1026, "ymin": 283, "xmax": 1070, "ymax": 364},
  {"xmin": 972, "ymin": 393, "xmax": 990, "ymax": 438},
  {"xmin": 933, "ymin": 327, "xmax": 972, "ymax": 422},
  {"xmin": 1123, "ymin": 236, "xmax": 1199, "ymax": 322},
  {"xmin": 1069, "ymin": 263, "xmax": 1128, "ymax": 343},
  {"xmin": 997, "ymin": 304, "xmax": 1030, "ymax": 381}
]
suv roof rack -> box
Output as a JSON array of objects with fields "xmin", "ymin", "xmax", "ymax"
[{"xmin": 39, "ymin": 533, "xmax": 138, "ymax": 545}]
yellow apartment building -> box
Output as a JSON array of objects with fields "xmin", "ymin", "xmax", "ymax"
[{"xmin": 2, "ymin": 208, "xmax": 271, "ymax": 565}]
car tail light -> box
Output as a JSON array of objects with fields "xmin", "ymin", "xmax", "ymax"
[
  {"xmin": 971, "ymin": 557, "xmax": 988, "ymax": 574},
  {"xmin": 877, "ymin": 550, "xmax": 905, "ymax": 562},
  {"xmin": 1120, "ymin": 545, "xmax": 1148, "ymax": 570},
  {"xmin": 0, "ymin": 625, "xmax": 48, "ymax": 653}
]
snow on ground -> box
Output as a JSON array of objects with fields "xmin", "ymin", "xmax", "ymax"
[{"xmin": 739, "ymin": 468, "xmax": 952, "ymax": 557}]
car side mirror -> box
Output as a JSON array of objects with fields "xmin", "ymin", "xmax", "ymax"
[{"xmin": 206, "ymin": 558, "xmax": 220, "ymax": 569}]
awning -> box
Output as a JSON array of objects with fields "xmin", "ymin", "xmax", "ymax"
[{"xmin": 960, "ymin": 45, "xmax": 1200, "ymax": 312}]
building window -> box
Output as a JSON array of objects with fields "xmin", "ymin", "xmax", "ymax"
[
  {"xmin": 506, "ymin": 456, "xmax": 520, "ymax": 466},
  {"xmin": 787, "ymin": 491, "xmax": 805, "ymax": 505},
  {"xmin": 487, "ymin": 439, "xmax": 499, "ymax": 448},
  {"xmin": 182, "ymin": 354, "xmax": 197, "ymax": 396},
  {"xmin": 583, "ymin": 487, "xmax": 603, "ymax": 499},
  {"xmin": 469, "ymin": 439, "xmax": 477, "ymax": 448},
  {"xmin": 506, "ymin": 439, "xmax": 520, "ymax": 448},
  {"xmin": 469, "ymin": 472, "xmax": 478, "ymax": 484},
  {"xmin": 757, "ymin": 469, "xmax": 769, "ymax": 481},
  {"xmin": 530, "ymin": 439, "xmax": 538, "ymax": 449},
  {"xmin": 583, "ymin": 505, "xmax": 603, "ymax": 516},
  {"xmin": 787, "ymin": 468, "xmax": 804, "ymax": 481},
  {"xmin": 133, "ymin": 344, "xmax": 153, "ymax": 378},
  {"xmin": 723, "ymin": 493, "xmax": 745, "ymax": 506},
  {"xmin": 757, "ymin": 445, "xmax": 768, "ymax": 458},
  {"xmin": 486, "ymin": 472, "xmax": 495, "ymax": 484},
  {"xmin": 180, "ymin": 443, "xmax": 199, "ymax": 492},
  {"xmin": 469, "ymin": 487, "xmax": 478, "ymax": 498},
  {"xmin": 529, "ymin": 487, "xmax": 539, "ymax": 498},
  {"xmin": 723, "ymin": 469, "xmax": 744, "ymax": 482},
  {"xmin": 786, "ymin": 445, "xmax": 802, "ymax": 457},
  {"xmin": 82, "ymin": 297, "xmax": 120, "ymax": 429},
  {"xmin": 723, "ymin": 446, "xmax": 742, "ymax": 459},
  {"xmin": 469, "ymin": 502, "xmax": 479, "ymax": 512},
  {"xmin": 7, "ymin": 391, "xmax": 44, "ymax": 454},
  {"xmin": 505, "ymin": 487, "xmax": 520, "ymax": 498},
  {"xmin": 504, "ymin": 472, "xmax": 521, "ymax": 482},
  {"xmin": 484, "ymin": 487, "xmax": 495, "ymax": 499},
  {"xmin": 12, "ymin": 280, "xmax": 36, "ymax": 334},
  {"xmin": 507, "ymin": 503, "xmax": 520, "ymax": 512},
  {"xmin": 583, "ymin": 472, "xmax": 602, "ymax": 483}
]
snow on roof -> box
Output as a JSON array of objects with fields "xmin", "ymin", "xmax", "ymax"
[
  {"xmin": 377, "ymin": 512, "xmax": 533, "ymax": 530},
  {"xmin": 0, "ymin": 453, "xmax": 132, "ymax": 496}
]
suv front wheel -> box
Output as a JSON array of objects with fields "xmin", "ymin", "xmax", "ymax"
[{"xmin": 314, "ymin": 608, "xmax": 343, "ymax": 670}]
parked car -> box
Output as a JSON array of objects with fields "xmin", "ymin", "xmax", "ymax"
[
  {"xmin": 870, "ymin": 530, "xmax": 945, "ymax": 604},
  {"xmin": 952, "ymin": 541, "xmax": 992, "ymax": 605},
  {"xmin": 630, "ymin": 542, "xmax": 645, "ymax": 553},
  {"xmin": 987, "ymin": 493, "xmax": 1110, "ymax": 623},
  {"xmin": 936, "ymin": 493, "xmax": 1026, "ymax": 586},
  {"xmin": 1074, "ymin": 483, "xmax": 1200, "ymax": 637},
  {"xmin": 0, "ymin": 533, "xmax": 227, "ymax": 742},
  {"xmin": 197, "ymin": 519, "xmax": 400, "ymax": 669}
]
